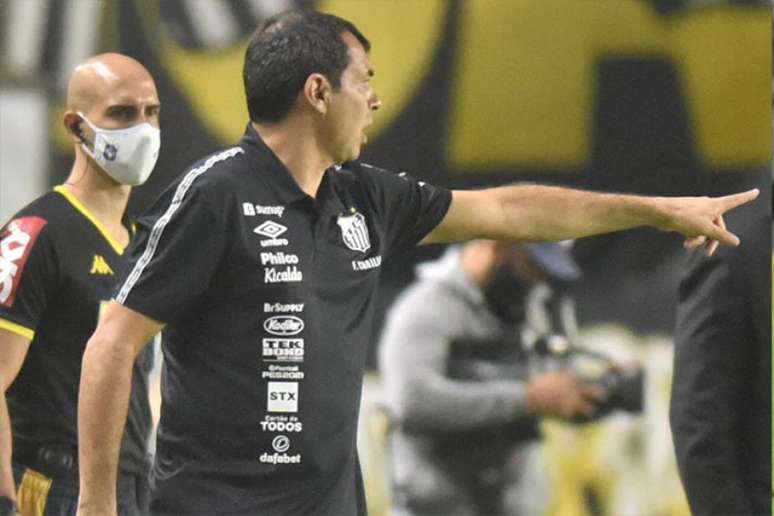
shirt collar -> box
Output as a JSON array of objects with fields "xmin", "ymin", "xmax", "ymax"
[{"xmin": 239, "ymin": 122, "xmax": 310, "ymax": 204}]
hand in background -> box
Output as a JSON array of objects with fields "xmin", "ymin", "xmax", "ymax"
[{"xmin": 525, "ymin": 370, "xmax": 607, "ymax": 420}]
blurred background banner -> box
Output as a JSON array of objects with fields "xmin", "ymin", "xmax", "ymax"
[
  {"xmin": 0, "ymin": 2, "xmax": 770, "ymax": 514},
  {"xmin": 0, "ymin": 0, "xmax": 768, "ymax": 337}
]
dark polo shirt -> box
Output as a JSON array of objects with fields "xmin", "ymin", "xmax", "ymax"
[
  {"xmin": 0, "ymin": 188, "xmax": 152, "ymax": 484},
  {"xmin": 117, "ymin": 124, "xmax": 451, "ymax": 515}
]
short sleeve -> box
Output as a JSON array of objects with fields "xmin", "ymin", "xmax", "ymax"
[
  {"xmin": 115, "ymin": 181, "xmax": 228, "ymax": 324},
  {"xmin": 0, "ymin": 215, "xmax": 58, "ymax": 339},
  {"xmin": 353, "ymin": 162, "xmax": 451, "ymax": 256}
]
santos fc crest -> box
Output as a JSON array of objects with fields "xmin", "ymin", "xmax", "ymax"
[{"xmin": 337, "ymin": 212, "xmax": 370, "ymax": 253}]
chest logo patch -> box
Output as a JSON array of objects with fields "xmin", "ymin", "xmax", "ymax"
[
  {"xmin": 90, "ymin": 255, "xmax": 114, "ymax": 275},
  {"xmin": 337, "ymin": 212, "xmax": 370, "ymax": 253},
  {"xmin": 254, "ymin": 220, "xmax": 287, "ymax": 239},
  {"xmin": 254, "ymin": 220, "xmax": 289, "ymax": 248}
]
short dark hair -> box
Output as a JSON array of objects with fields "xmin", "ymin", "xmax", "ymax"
[{"xmin": 243, "ymin": 10, "xmax": 370, "ymax": 123}]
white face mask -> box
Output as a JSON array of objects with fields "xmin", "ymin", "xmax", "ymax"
[{"xmin": 78, "ymin": 112, "xmax": 160, "ymax": 186}]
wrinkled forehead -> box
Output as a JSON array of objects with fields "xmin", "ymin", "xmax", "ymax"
[
  {"xmin": 69, "ymin": 60, "xmax": 159, "ymax": 113},
  {"xmin": 92, "ymin": 73, "xmax": 158, "ymax": 111}
]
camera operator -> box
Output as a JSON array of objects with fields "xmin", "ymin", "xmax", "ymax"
[{"xmin": 378, "ymin": 240, "xmax": 607, "ymax": 516}]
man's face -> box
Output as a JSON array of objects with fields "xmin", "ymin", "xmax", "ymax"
[
  {"xmin": 322, "ymin": 32, "xmax": 381, "ymax": 163},
  {"xmin": 80, "ymin": 64, "xmax": 160, "ymax": 141}
]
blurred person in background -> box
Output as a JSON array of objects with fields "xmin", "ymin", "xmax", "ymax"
[
  {"xmin": 379, "ymin": 241, "xmax": 607, "ymax": 516},
  {"xmin": 0, "ymin": 53, "xmax": 159, "ymax": 516},
  {"xmin": 669, "ymin": 178, "xmax": 770, "ymax": 516},
  {"xmin": 75, "ymin": 9, "xmax": 757, "ymax": 516}
]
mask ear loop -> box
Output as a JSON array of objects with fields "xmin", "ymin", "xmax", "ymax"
[{"xmin": 65, "ymin": 117, "xmax": 92, "ymax": 186}]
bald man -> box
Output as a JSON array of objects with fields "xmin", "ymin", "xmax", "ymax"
[{"xmin": 0, "ymin": 53, "xmax": 160, "ymax": 516}]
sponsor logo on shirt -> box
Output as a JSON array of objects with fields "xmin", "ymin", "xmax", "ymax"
[
  {"xmin": 262, "ymin": 364, "xmax": 304, "ymax": 380},
  {"xmin": 259, "ymin": 434, "xmax": 302, "ymax": 464},
  {"xmin": 264, "ymin": 266, "xmax": 303, "ymax": 283},
  {"xmin": 259, "ymin": 452, "xmax": 301, "ymax": 464},
  {"xmin": 0, "ymin": 217, "xmax": 47, "ymax": 307},
  {"xmin": 260, "ymin": 252, "xmax": 298, "ymax": 266},
  {"xmin": 243, "ymin": 203, "xmax": 285, "ymax": 217},
  {"xmin": 263, "ymin": 302, "xmax": 304, "ymax": 313},
  {"xmin": 260, "ymin": 415, "xmax": 303, "ymax": 432},
  {"xmin": 337, "ymin": 210, "xmax": 370, "ymax": 253},
  {"xmin": 272, "ymin": 435, "xmax": 291, "ymax": 452},
  {"xmin": 267, "ymin": 382, "xmax": 298, "ymax": 412},
  {"xmin": 254, "ymin": 220, "xmax": 289, "ymax": 247},
  {"xmin": 264, "ymin": 316, "xmax": 304, "ymax": 336},
  {"xmin": 90, "ymin": 255, "xmax": 114, "ymax": 275},
  {"xmin": 352, "ymin": 255, "xmax": 382, "ymax": 271},
  {"xmin": 262, "ymin": 338, "xmax": 304, "ymax": 362}
]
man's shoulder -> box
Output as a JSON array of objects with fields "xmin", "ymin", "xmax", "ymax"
[
  {"xmin": 333, "ymin": 162, "xmax": 416, "ymax": 207},
  {"xmin": 161, "ymin": 146, "xmax": 248, "ymax": 205},
  {"xmin": 338, "ymin": 161, "xmax": 398, "ymax": 184},
  {"xmin": 180, "ymin": 145, "xmax": 248, "ymax": 187},
  {"xmin": 2, "ymin": 191, "xmax": 69, "ymax": 238},
  {"xmin": 5, "ymin": 190, "xmax": 65, "ymax": 220}
]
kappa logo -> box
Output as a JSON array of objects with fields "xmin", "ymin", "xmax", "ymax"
[
  {"xmin": 254, "ymin": 221, "xmax": 289, "ymax": 247},
  {"xmin": 0, "ymin": 217, "xmax": 47, "ymax": 307},
  {"xmin": 264, "ymin": 316, "xmax": 304, "ymax": 336},
  {"xmin": 90, "ymin": 255, "xmax": 114, "ymax": 275},
  {"xmin": 337, "ymin": 211, "xmax": 370, "ymax": 253}
]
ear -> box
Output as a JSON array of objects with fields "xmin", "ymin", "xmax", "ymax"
[
  {"xmin": 303, "ymin": 73, "xmax": 332, "ymax": 115},
  {"xmin": 63, "ymin": 111, "xmax": 84, "ymax": 143}
]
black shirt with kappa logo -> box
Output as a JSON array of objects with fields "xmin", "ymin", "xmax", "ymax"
[
  {"xmin": 0, "ymin": 188, "xmax": 153, "ymax": 481},
  {"xmin": 117, "ymin": 124, "xmax": 452, "ymax": 515}
]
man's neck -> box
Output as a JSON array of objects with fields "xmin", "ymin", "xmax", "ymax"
[
  {"xmin": 251, "ymin": 120, "xmax": 332, "ymax": 199},
  {"xmin": 62, "ymin": 154, "xmax": 131, "ymax": 243}
]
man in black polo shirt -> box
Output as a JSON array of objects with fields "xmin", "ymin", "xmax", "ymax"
[
  {"xmin": 76, "ymin": 10, "xmax": 758, "ymax": 516},
  {"xmin": 670, "ymin": 177, "xmax": 770, "ymax": 516},
  {"xmin": 0, "ymin": 53, "xmax": 159, "ymax": 515}
]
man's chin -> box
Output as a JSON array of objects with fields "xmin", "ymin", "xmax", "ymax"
[{"xmin": 345, "ymin": 147, "xmax": 362, "ymax": 163}]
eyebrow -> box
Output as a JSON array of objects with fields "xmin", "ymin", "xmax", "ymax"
[{"xmin": 106, "ymin": 101, "xmax": 161, "ymax": 109}]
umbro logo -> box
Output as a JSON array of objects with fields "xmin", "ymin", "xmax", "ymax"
[
  {"xmin": 90, "ymin": 255, "xmax": 113, "ymax": 275},
  {"xmin": 254, "ymin": 221, "xmax": 287, "ymax": 239},
  {"xmin": 254, "ymin": 221, "xmax": 289, "ymax": 248}
]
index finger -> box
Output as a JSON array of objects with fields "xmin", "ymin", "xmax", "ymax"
[{"xmin": 716, "ymin": 188, "xmax": 759, "ymax": 213}]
